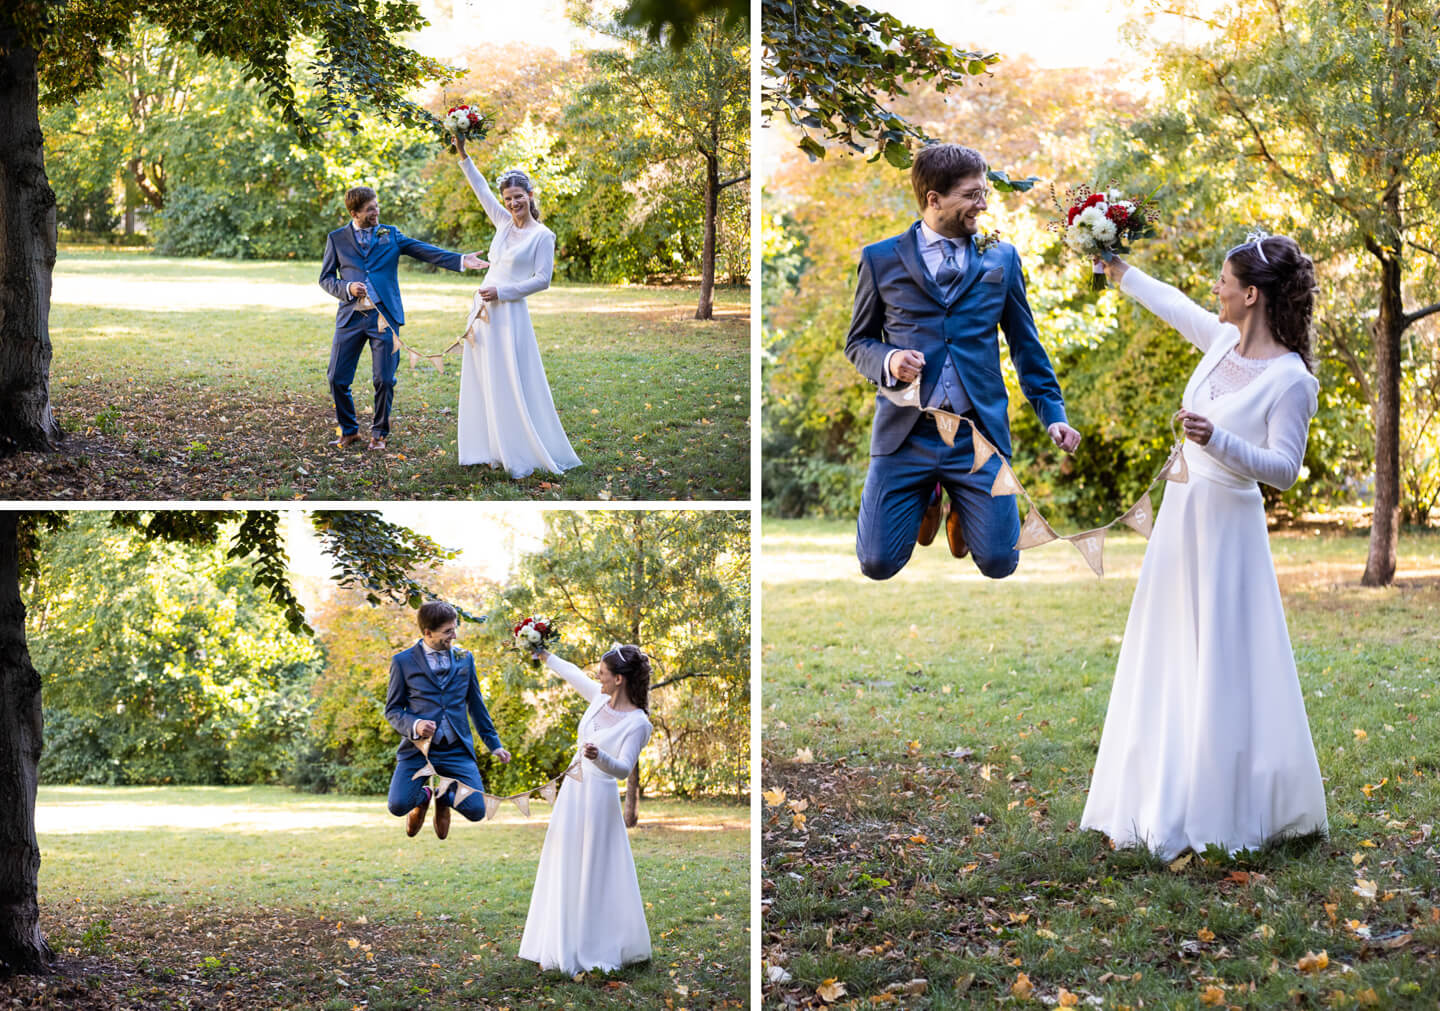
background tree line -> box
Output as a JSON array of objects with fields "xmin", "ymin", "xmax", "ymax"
[
  {"xmin": 42, "ymin": 13, "xmax": 750, "ymax": 288},
  {"xmin": 25, "ymin": 511, "xmax": 749, "ymax": 801},
  {"xmin": 761, "ymin": 0, "xmax": 1440, "ymax": 580}
]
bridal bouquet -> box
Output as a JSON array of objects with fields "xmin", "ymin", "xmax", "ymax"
[
  {"xmin": 511, "ymin": 615, "xmax": 559, "ymax": 661},
  {"xmin": 443, "ymin": 103, "xmax": 492, "ymax": 143},
  {"xmin": 1050, "ymin": 183, "xmax": 1158, "ymax": 290}
]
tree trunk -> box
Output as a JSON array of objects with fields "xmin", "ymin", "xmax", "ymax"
[
  {"xmin": 694, "ymin": 148, "xmax": 718, "ymax": 320},
  {"xmin": 1362, "ymin": 242, "xmax": 1404, "ymax": 587},
  {"xmin": 0, "ymin": 514, "xmax": 52, "ymax": 975},
  {"xmin": 0, "ymin": 18, "xmax": 59, "ymax": 454},
  {"xmin": 623, "ymin": 767, "xmax": 639, "ymax": 828}
]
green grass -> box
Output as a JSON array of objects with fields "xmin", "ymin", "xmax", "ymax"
[
  {"xmin": 20, "ymin": 785, "xmax": 748, "ymax": 1009},
  {"xmin": 761, "ymin": 518, "xmax": 1440, "ymax": 1009},
  {"xmin": 11, "ymin": 249, "xmax": 749, "ymax": 500}
]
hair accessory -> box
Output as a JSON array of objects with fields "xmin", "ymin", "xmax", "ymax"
[{"xmin": 1244, "ymin": 227, "xmax": 1270, "ymax": 263}]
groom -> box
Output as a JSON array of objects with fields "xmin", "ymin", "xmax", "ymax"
[
  {"xmin": 385, "ymin": 601, "xmax": 512, "ymax": 839},
  {"xmin": 845, "ymin": 143, "xmax": 1082, "ymax": 581},
  {"xmin": 318, "ymin": 186, "xmax": 484, "ymax": 451}
]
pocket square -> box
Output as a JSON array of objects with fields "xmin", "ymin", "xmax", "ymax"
[{"xmin": 981, "ymin": 267, "xmax": 1004, "ymax": 284}]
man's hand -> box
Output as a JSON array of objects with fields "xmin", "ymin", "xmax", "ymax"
[
  {"xmin": 1047, "ymin": 422, "xmax": 1082, "ymax": 454},
  {"xmin": 492, "ymin": 748, "xmax": 513, "ymax": 764},
  {"xmin": 412, "ymin": 719, "xmax": 436, "ymax": 740},
  {"xmin": 348, "ymin": 281, "xmax": 368, "ymax": 299},
  {"xmin": 888, "ymin": 349, "xmax": 925, "ymax": 384},
  {"xmin": 461, "ymin": 252, "xmax": 488, "ymax": 271},
  {"xmin": 479, "ymin": 286, "xmax": 499, "ymax": 303}
]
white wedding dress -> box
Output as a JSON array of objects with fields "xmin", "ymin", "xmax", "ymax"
[
  {"xmin": 456, "ymin": 157, "xmax": 581, "ymax": 477},
  {"xmin": 1079, "ymin": 266, "xmax": 1328, "ymax": 860},
  {"xmin": 519, "ymin": 654, "xmax": 653, "ymax": 974}
]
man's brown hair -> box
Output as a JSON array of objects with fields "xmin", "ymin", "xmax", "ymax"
[
  {"xmin": 909, "ymin": 144, "xmax": 987, "ymax": 211},
  {"xmin": 417, "ymin": 600, "xmax": 458, "ymax": 632},
  {"xmin": 344, "ymin": 186, "xmax": 377, "ymax": 214}
]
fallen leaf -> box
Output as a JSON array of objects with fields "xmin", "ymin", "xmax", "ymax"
[
  {"xmin": 1197, "ymin": 928, "xmax": 1216, "ymax": 942},
  {"xmin": 762, "ymin": 788, "xmax": 786, "ymax": 807},
  {"xmin": 816, "ymin": 978, "xmax": 847, "ymax": 1002},
  {"xmin": 1057, "ymin": 988, "xmax": 1080, "ymax": 1006},
  {"xmin": 1199, "ymin": 985, "xmax": 1227, "ymax": 1006},
  {"xmin": 794, "ymin": 748, "xmax": 814, "ymax": 764},
  {"xmin": 1011, "ymin": 972, "xmax": 1033, "ymax": 1000},
  {"xmin": 1296, "ymin": 950, "xmax": 1329, "ymax": 973},
  {"xmin": 1168, "ymin": 853, "xmax": 1194, "ymax": 872}
]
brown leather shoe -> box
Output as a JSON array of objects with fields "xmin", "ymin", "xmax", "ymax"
[
  {"xmin": 946, "ymin": 507, "xmax": 970, "ymax": 559},
  {"xmin": 368, "ymin": 435, "xmax": 387, "ymax": 451},
  {"xmin": 433, "ymin": 795, "xmax": 451, "ymax": 840},
  {"xmin": 406, "ymin": 787, "xmax": 430, "ymax": 837},
  {"xmin": 334, "ymin": 432, "xmax": 363, "ymax": 449},
  {"xmin": 917, "ymin": 492, "xmax": 943, "ymax": 547}
]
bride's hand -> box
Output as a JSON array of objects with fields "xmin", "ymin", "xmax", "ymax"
[
  {"xmin": 1098, "ymin": 254, "xmax": 1130, "ymax": 285},
  {"xmin": 582, "ymin": 742, "xmax": 599, "ymax": 760},
  {"xmin": 454, "ymin": 132, "xmax": 467, "ymax": 159},
  {"xmin": 1177, "ymin": 409, "xmax": 1214, "ymax": 445},
  {"xmin": 479, "ymin": 286, "xmax": 499, "ymax": 302}
]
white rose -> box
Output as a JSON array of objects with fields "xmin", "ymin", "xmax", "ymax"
[
  {"xmin": 526, "ymin": 628, "xmax": 542, "ymax": 644},
  {"xmin": 1092, "ymin": 218, "xmax": 1118, "ymax": 244}
]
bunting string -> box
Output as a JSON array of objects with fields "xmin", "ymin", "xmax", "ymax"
[
  {"xmin": 879, "ymin": 379, "xmax": 1192, "ymax": 576},
  {"xmin": 410, "ymin": 734, "xmax": 581, "ymax": 820},
  {"xmin": 372, "ymin": 292, "xmax": 489, "ymax": 375}
]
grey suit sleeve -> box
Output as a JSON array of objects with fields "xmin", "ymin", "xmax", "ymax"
[
  {"xmin": 999, "ymin": 247, "xmax": 1068, "ymax": 429},
  {"xmin": 843, "ymin": 249, "xmax": 891, "ymax": 385},
  {"xmin": 319, "ymin": 235, "xmax": 353, "ymax": 302},
  {"xmin": 383, "ymin": 655, "xmax": 416, "ymax": 740},
  {"xmin": 396, "ymin": 230, "xmax": 464, "ymax": 273},
  {"xmin": 464, "ymin": 659, "xmax": 504, "ymax": 753}
]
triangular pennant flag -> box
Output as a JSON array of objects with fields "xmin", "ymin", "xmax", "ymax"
[
  {"xmin": 1015, "ymin": 507, "xmax": 1059, "ymax": 550},
  {"xmin": 510, "ymin": 795, "xmax": 531, "ymax": 818},
  {"xmin": 414, "ymin": 735, "xmax": 431, "ymax": 757},
  {"xmin": 564, "ymin": 761, "xmax": 583, "ymax": 783},
  {"xmin": 411, "ymin": 761, "xmax": 436, "ymax": 781},
  {"xmin": 990, "ymin": 460, "xmax": 1023, "ymax": 497},
  {"xmin": 433, "ymin": 356, "xmax": 445, "ymax": 374},
  {"xmin": 1164, "ymin": 446, "xmax": 1189, "ymax": 483},
  {"xmin": 462, "ymin": 325, "xmax": 476, "ymax": 347},
  {"xmin": 453, "ymin": 781, "xmax": 477, "ymax": 808},
  {"xmin": 409, "ymin": 350, "xmax": 422, "ymax": 369},
  {"xmin": 539, "ymin": 781, "xmax": 558, "ymax": 805},
  {"xmin": 970, "ymin": 426, "xmax": 996, "ymax": 474},
  {"xmin": 483, "ymin": 793, "xmax": 502, "ymax": 821},
  {"xmin": 877, "ymin": 378, "xmax": 922, "ymax": 409},
  {"xmin": 1119, "ymin": 492, "xmax": 1155, "ymax": 539},
  {"xmin": 933, "ymin": 410, "xmax": 961, "ymax": 447},
  {"xmin": 1068, "ymin": 527, "xmax": 1107, "ymax": 577},
  {"xmin": 433, "ymin": 776, "xmax": 456, "ymax": 803}
]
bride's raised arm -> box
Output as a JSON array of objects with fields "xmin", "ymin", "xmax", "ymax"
[
  {"xmin": 541, "ymin": 651, "xmax": 602, "ymax": 704},
  {"xmin": 1103, "ymin": 256, "xmax": 1228, "ymax": 353},
  {"xmin": 457, "ymin": 154, "xmax": 510, "ymax": 230}
]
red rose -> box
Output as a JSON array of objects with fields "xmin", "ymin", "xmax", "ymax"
[
  {"xmin": 468, "ymin": 112, "xmax": 479, "ymax": 124},
  {"xmin": 1083, "ymin": 193, "xmax": 1106, "ymax": 209},
  {"xmin": 1067, "ymin": 207, "xmax": 1080, "ymax": 225},
  {"xmin": 1106, "ymin": 205, "xmax": 1129, "ymax": 224},
  {"xmin": 448, "ymin": 107, "xmax": 456, "ymax": 114},
  {"xmin": 535, "ymin": 624, "xmax": 548, "ymax": 635}
]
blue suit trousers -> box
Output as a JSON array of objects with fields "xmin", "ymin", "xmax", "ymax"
[
  {"xmin": 328, "ymin": 309, "xmax": 398, "ymax": 437},
  {"xmin": 386, "ymin": 739, "xmax": 489, "ymax": 822},
  {"xmin": 856, "ymin": 413, "xmax": 1020, "ymax": 581}
]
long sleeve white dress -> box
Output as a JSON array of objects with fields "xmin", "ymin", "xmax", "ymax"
[
  {"xmin": 518, "ymin": 654, "xmax": 653, "ymax": 974},
  {"xmin": 1078, "ymin": 266, "xmax": 1328, "ymax": 860},
  {"xmin": 455, "ymin": 157, "xmax": 581, "ymax": 477}
]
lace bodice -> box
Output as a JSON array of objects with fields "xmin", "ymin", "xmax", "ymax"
[{"xmin": 1205, "ymin": 349, "xmax": 1275, "ymax": 400}]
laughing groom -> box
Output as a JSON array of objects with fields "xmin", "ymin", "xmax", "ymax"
[
  {"xmin": 845, "ymin": 143, "xmax": 1083, "ymax": 581},
  {"xmin": 318, "ymin": 186, "xmax": 485, "ymax": 451},
  {"xmin": 385, "ymin": 601, "xmax": 512, "ymax": 840}
]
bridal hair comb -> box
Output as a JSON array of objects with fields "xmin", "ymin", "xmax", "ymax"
[
  {"xmin": 1244, "ymin": 227, "xmax": 1270, "ymax": 263},
  {"xmin": 497, "ymin": 168, "xmax": 533, "ymax": 191}
]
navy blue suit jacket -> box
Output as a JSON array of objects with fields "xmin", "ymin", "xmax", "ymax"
[
  {"xmin": 844, "ymin": 223, "xmax": 1068, "ymax": 458},
  {"xmin": 319, "ymin": 224, "xmax": 463, "ymax": 329},
  {"xmin": 384, "ymin": 643, "xmax": 503, "ymax": 762}
]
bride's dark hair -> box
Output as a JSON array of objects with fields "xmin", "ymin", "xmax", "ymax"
[
  {"xmin": 602, "ymin": 644, "xmax": 650, "ymax": 713},
  {"xmin": 1224, "ymin": 233, "xmax": 1317, "ymax": 373},
  {"xmin": 496, "ymin": 169, "xmax": 540, "ymax": 222}
]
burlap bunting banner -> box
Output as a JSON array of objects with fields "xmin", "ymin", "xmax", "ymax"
[
  {"xmin": 876, "ymin": 378, "xmax": 1191, "ymax": 576},
  {"xmin": 414, "ymin": 752, "xmax": 584, "ymax": 823},
  {"xmin": 376, "ymin": 293, "xmax": 489, "ymax": 375}
]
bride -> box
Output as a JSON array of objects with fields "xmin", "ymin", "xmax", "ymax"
[
  {"xmin": 520, "ymin": 644, "xmax": 653, "ymax": 974},
  {"xmin": 452, "ymin": 132, "xmax": 581, "ymax": 478},
  {"xmin": 1080, "ymin": 233, "xmax": 1328, "ymax": 860}
]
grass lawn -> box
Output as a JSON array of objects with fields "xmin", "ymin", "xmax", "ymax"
[
  {"xmin": 7, "ymin": 786, "xmax": 748, "ymax": 1009},
  {"xmin": 761, "ymin": 518, "xmax": 1440, "ymax": 1008},
  {"xmin": 1, "ymin": 249, "xmax": 749, "ymax": 501}
]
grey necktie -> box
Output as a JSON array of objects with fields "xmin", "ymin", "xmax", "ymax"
[
  {"xmin": 357, "ymin": 227, "xmax": 373, "ymax": 251},
  {"xmin": 934, "ymin": 239, "xmax": 963, "ymax": 291}
]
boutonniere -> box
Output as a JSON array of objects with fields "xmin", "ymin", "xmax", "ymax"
[
  {"xmin": 975, "ymin": 230, "xmax": 1002, "ymax": 256},
  {"xmin": 375, "ymin": 226, "xmax": 392, "ymax": 242}
]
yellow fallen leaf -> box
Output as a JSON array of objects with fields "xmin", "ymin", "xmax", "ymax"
[
  {"xmin": 1255, "ymin": 924, "xmax": 1275, "ymax": 940},
  {"xmin": 908, "ymin": 834, "xmax": 928, "ymax": 844},
  {"xmin": 347, "ymin": 938, "xmax": 359, "ymax": 949},
  {"xmin": 1036, "ymin": 928, "xmax": 1058, "ymax": 940},
  {"xmin": 789, "ymin": 798, "xmax": 810, "ymax": 813},
  {"xmin": 1008, "ymin": 912, "xmax": 1030, "ymax": 924},
  {"xmin": 816, "ymin": 978, "xmax": 847, "ymax": 1002},
  {"xmin": 1354, "ymin": 728, "xmax": 1368, "ymax": 740},
  {"xmin": 1168, "ymin": 852, "xmax": 1194, "ymax": 872},
  {"xmin": 792, "ymin": 812, "xmax": 807, "ymax": 831},
  {"xmin": 1058, "ymin": 988, "xmax": 1080, "ymax": 1006},
  {"xmin": 1197, "ymin": 927, "xmax": 1216, "ymax": 942},
  {"xmin": 762, "ymin": 788, "xmax": 786, "ymax": 807},
  {"xmin": 794, "ymin": 748, "xmax": 814, "ymax": 764},
  {"xmin": 1011, "ymin": 972, "xmax": 1033, "ymax": 1000},
  {"xmin": 1199, "ymin": 985, "xmax": 1227, "ymax": 1006},
  {"xmin": 1296, "ymin": 950, "xmax": 1329, "ymax": 973},
  {"xmin": 1324, "ymin": 902, "xmax": 1338, "ymax": 924},
  {"xmin": 1356, "ymin": 988, "xmax": 1380, "ymax": 1006}
]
